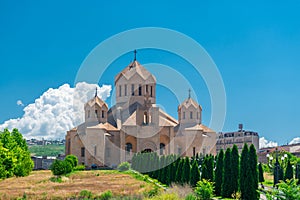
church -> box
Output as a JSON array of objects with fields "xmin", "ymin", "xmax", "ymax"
[{"xmin": 66, "ymin": 55, "xmax": 217, "ymax": 168}]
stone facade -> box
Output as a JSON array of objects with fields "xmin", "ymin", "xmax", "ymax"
[
  {"xmin": 66, "ymin": 60, "xmax": 217, "ymax": 168},
  {"xmin": 216, "ymin": 124, "xmax": 259, "ymax": 153}
]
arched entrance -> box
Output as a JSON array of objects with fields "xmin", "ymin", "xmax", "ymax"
[
  {"xmin": 140, "ymin": 141, "xmax": 157, "ymax": 153},
  {"xmin": 141, "ymin": 148, "xmax": 152, "ymax": 153}
]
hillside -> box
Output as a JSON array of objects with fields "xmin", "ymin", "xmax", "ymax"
[
  {"xmin": 29, "ymin": 144, "xmax": 65, "ymax": 156},
  {"xmin": 0, "ymin": 170, "xmax": 157, "ymax": 199}
]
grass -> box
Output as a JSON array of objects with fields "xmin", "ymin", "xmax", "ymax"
[{"xmin": 0, "ymin": 170, "xmax": 155, "ymax": 199}]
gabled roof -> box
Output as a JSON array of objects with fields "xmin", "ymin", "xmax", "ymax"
[
  {"xmin": 184, "ymin": 124, "xmax": 215, "ymax": 132},
  {"xmin": 114, "ymin": 60, "xmax": 156, "ymax": 84},
  {"xmin": 178, "ymin": 97, "xmax": 202, "ymax": 109},
  {"xmin": 85, "ymin": 96, "xmax": 108, "ymax": 108},
  {"xmin": 87, "ymin": 122, "xmax": 119, "ymax": 131}
]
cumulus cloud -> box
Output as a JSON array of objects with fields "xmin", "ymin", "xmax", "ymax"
[
  {"xmin": 0, "ymin": 82, "xmax": 111, "ymax": 140},
  {"xmin": 289, "ymin": 137, "xmax": 300, "ymax": 145},
  {"xmin": 259, "ymin": 137, "xmax": 278, "ymax": 148},
  {"xmin": 17, "ymin": 100, "xmax": 24, "ymax": 106}
]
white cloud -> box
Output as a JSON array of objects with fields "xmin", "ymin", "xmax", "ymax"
[
  {"xmin": 0, "ymin": 82, "xmax": 111, "ymax": 140},
  {"xmin": 259, "ymin": 137, "xmax": 278, "ymax": 148},
  {"xmin": 17, "ymin": 100, "xmax": 24, "ymax": 106},
  {"xmin": 289, "ymin": 137, "xmax": 300, "ymax": 145}
]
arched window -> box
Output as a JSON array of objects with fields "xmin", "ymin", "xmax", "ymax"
[
  {"xmin": 190, "ymin": 111, "xmax": 193, "ymax": 119},
  {"xmin": 143, "ymin": 112, "xmax": 149, "ymax": 124},
  {"xmin": 160, "ymin": 143, "xmax": 165, "ymax": 155},
  {"xmin": 126, "ymin": 143, "xmax": 133, "ymax": 153},
  {"xmin": 102, "ymin": 110, "xmax": 105, "ymax": 118}
]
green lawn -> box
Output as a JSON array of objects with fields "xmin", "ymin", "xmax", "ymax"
[{"xmin": 29, "ymin": 144, "xmax": 65, "ymax": 156}]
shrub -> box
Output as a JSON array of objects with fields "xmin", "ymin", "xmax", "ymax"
[
  {"xmin": 74, "ymin": 164, "xmax": 85, "ymax": 171},
  {"xmin": 50, "ymin": 160, "xmax": 73, "ymax": 176},
  {"xmin": 185, "ymin": 193, "xmax": 197, "ymax": 200},
  {"xmin": 65, "ymin": 154, "xmax": 78, "ymax": 168},
  {"xmin": 118, "ymin": 162, "xmax": 130, "ymax": 171},
  {"xmin": 194, "ymin": 179, "xmax": 214, "ymax": 200},
  {"xmin": 79, "ymin": 189, "xmax": 93, "ymax": 198},
  {"xmin": 100, "ymin": 190, "xmax": 113, "ymax": 200}
]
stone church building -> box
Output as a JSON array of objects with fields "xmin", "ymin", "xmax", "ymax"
[{"xmin": 66, "ymin": 58, "xmax": 216, "ymax": 168}]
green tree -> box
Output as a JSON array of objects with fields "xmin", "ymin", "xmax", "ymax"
[
  {"xmin": 214, "ymin": 149, "xmax": 224, "ymax": 196},
  {"xmin": 190, "ymin": 159, "xmax": 200, "ymax": 187},
  {"xmin": 51, "ymin": 160, "xmax": 67, "ymax": 176},
  {"xmin": 206, "ymin": 155, "xmax": 214, "ymax": 182},
  {"xmin": 258, "ymin": 163, "xmax": 265, "ymax": 183},
  {"xmin": 231, "ymin": 145, "xmax": 239, "ymax": 194},
  {"xmin": 0, "ymin": 129, "xmax": 33, "ymax": 179},
  {"xmin": 181, "ymin": 157, "xmax": 191, "ymax": 184},
  {"xmin": 296, "ymin": 163, "xmax": 300, "ymax": 185},
  {"xmin": 65, "ymin": 154, "xmax": 78, "ymax": 168},
  {"xmin": 284, "ymin": 159, "xmax": 293, "ymax": 181},
  {"xmin": 248, "ymin": 144, "xmax": 259, "ymax": 200},
  {"xmin": 240, "ymin": 143, "xmax": 249, "ymax": 200},
  {"xmin": 266, "ymin": 179, "xmax": 300, "ymax": 200},
  {"xmin": 221, "ymin": 147, "xmax": 232, "ymax": 198},
  {"xmin": 175, "ymin": 158, "xmax": 184, "ymax": 184}
]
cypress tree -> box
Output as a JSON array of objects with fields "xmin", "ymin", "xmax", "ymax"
[
  {"xmin": 190, "ymin": 159, "xmax": 200, "ymax": 187},
  {"xmin": 175, "ymin": 158, "xmax": 183, "ymax": 184},
  {"xmin": 284, "ymin": 160, "xmax": 293, "ymax": 181},
  {"xmin": 296, "ymin": 163, "xmax": 300, "ymax": 185},
  {"xmin": 201, "ymin": 155, "xmax": 208, "ymax": 180},
  {"xmin": 248, "ymin": 144, "xmax": 259, "ymax": 200},
  {"xmin": 258, "ymin": 163, "xmax": 264, "ymax": 183},
  {"xmin": 231, "ymin": 145, "xmax": 240, "ymax": 194},
  {"xmin": 181, "ymin": 157, "xmax": 191, "ymax": 184},
  {"xmin": 206, "ymin": 155, "xmax": 214, "ymax": 182},
  {"xmin": 221, "ymin": 147, "xmax": 232, "ymax": 198},
  {"xmin": 214, "ymin": 149, "xmax": 224, "ymax": 196},
  {"xmin": 240, "ymin": 143, "xmax": 249, "ymax": 200}
]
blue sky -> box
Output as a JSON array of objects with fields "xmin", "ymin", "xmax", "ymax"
[{"xmin": 1, "ymin": 1, "xmax": 300, "ymax": 144}]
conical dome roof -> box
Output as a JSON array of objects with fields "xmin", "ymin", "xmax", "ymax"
[
  {"xmin": 178, "ymin": 97, "xmax": 201, "ymax": 109},
  {"xmin": 114, "ymin": 60, "xmax": 156, "ymax": 84}
]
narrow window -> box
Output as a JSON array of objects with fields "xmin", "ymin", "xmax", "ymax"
[
  {"xmin": 138, "ymin": 84, "xmax": 142, "ymax": 96},
  {"xmin": 183, "ymin": 112, "xmax": 185, "ymax": 119},
  {"xmin": 67, "ymin": 139, "xmax": 71, "ymax": 154},
  {"xmin": 193, "ymin": 147, "xmax": 196, "ymax": 157},
  {"xmin": 143, "ymin": 112, "xmax": 148, "ymax": 124},
  {"xmin": 81, "ymin": 147, "xmax": 85, "ymax": 157},
  {"xmin": 124, "ymin": 84, "xmax": 127, "ymax": 96},
  {"xmin": 160, "ymin": 143, "xmax": 165, "ymax": 155},
  {"xmin": 131, "ymin": 84, "xmax": 134, "ymax": 96},
  {"xmin": 95, "ymin": 110, "xmax": 98, "ymax": 117},
  {"xmin": 190, "ymin": 111, "xmax": 193, "ymax": 119},
  {"xmin": 94, "ymin": 145, "xmax": 97, "ymax": 156},
  {"xmin": 150, "ymin": 86, "xmax": 153, "ymax": 97},
  {"xmin": 146, "ymin": 85, "xmax": 148, "ymax": 93},
  {"xmin": 119, "ymin": 85, "xmax": 122, "ymax": 97},
  {"xmin": 126, "ymin": 143, "xmax": 132, "ymax": 155},
  {"xmin": 102, "ymin": 110, "xmax": 105, "ymax": 118},
  {"xmin": 88, "ymin": 110, "xmax": 90, "ymax": 118}
]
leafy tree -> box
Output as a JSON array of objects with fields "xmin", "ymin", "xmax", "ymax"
[
  {"xmin": 258, "ymin": 163, "xmax": 265, "ymax": 183},
  {"xmin": 284, "ymin": 159, "xmax": 293, "ymax": 181},
  {"xmin": 190, "ymin": 159, "xmax": 200, "ymax": 187},
  {"xmin": 0, "ymin": 129, "xmax": 33, "ymax": 179},
  {"xmin": 231, "ymin": 145, "xmax": 239, "ymax": 194},
  {"xmin": 214, "ymin": 149, "xmax": 224, "ymax": 196},
  {"xmin": 65, "ymin": 154, "xmax": 78, "ymax": 168},
  {"xmin": 221, "ymin": 147, "xmax": 232, "ymax": 198},
  {"xmin": 296, "ymin": 163, "xmax": 300, "ymax": 185},
  {"xmin": 51, "ymin": 160, "xmax": 67, "ymax": 176}
]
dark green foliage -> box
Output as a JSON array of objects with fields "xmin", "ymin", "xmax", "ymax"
[
  {"xmin": 247, "ymin": 144, "xmax": 259, "ymax": 200},
  {"xmin": 258, "ymin": 163, "xmax": 265, "ymax": 183},
  {"xmin": 175, "ymin": 158, "xmax": 184, "ymax": 184},
  {"xmin": 221, "ymin": 147, "xmax": 232, "ymax": 198},
  {"xmin": 206, "ymin": 155, "xmax": 214, "ymax": 182},
  {"xmin": 0, "ymin": 128, "xmax": 33, "ymax": 179},
  {"xmin": 51, "ymin": 160, "xmax": 68, "ymax": 176},
  {"xmin": 231, "ymin": 145, "xmax": 239, "ymax": 194},
  {"xmin": 190, "ymin": 159, "xmax": 200, "ymax": 187},
  {"xmin": 65, "ymin": 154, "xmax": 78, "ymax": 168},
  {"xmin": 284, "ymin": 160, "xmax": 293, "ymax": 181},
  {"xmin": 240, "ymin": 143, "xmax": 249, "ymax": 200},
  {"xmin": 296, "ymin": 163, "xmax": 300, "ymax": 185},
  {"xmin": 214, "ymin": 149, "xmax": 224, "ymax": 196},
  {"xmin": 181, "ymin": 157, "xmax": 191, "ymax": 184}
]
